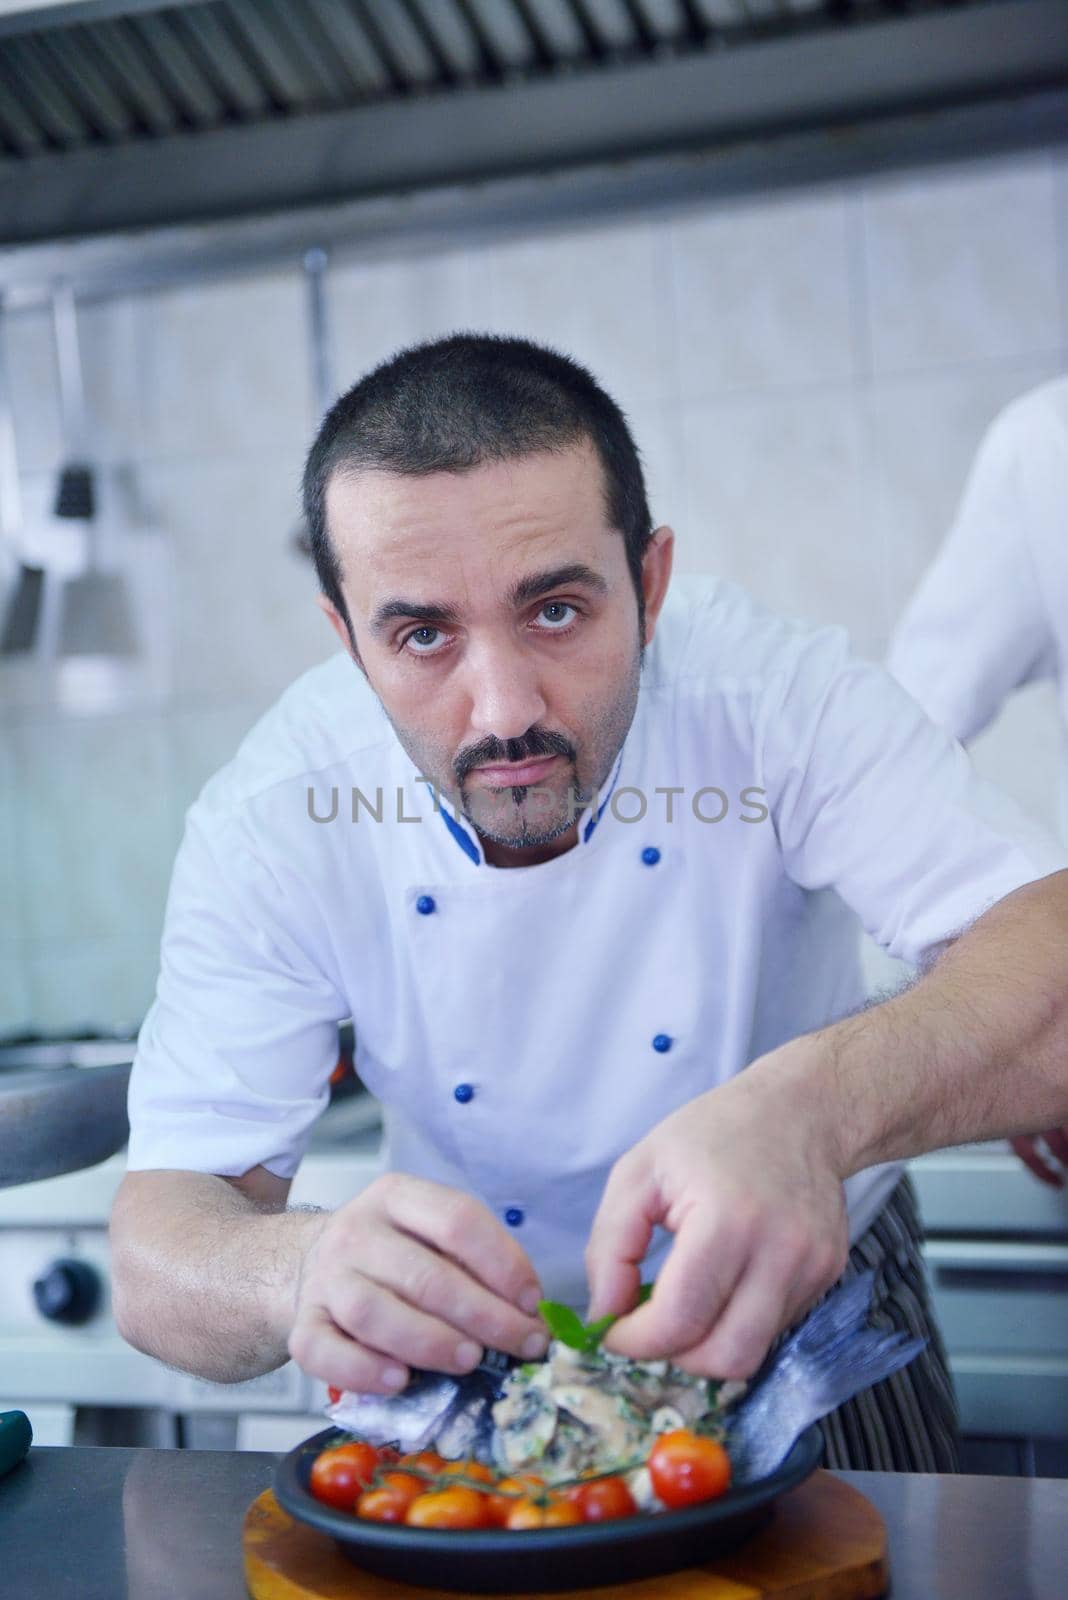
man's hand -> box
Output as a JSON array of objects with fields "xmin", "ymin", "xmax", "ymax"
[
  {"xmin": 287, "ymin": 1173, "xmax": 549, "ymax": 1393},
  {"xmin": 1010, "ymin": 1128, "xmax": 1068, "ymax": 1188},
  {"xmin": 585, "ymin": 1064, "xmax": 849, "ymax": 1380},
  {"xmin": 589, "ymin": 871, "xmax": 1068, "ymax": 1382}
]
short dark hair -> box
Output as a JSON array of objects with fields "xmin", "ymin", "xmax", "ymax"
[{"xmin": 301, "ymin": 332, "xmax": 653, "ymax": 643}]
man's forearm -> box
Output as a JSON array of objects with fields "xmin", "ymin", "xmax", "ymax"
[
  {"xmin": 110, "ymin": 1170, "xmax": 329, "ymax": 1383},
  {"xmin": 762, "ymin": 869, "xmax": 1068, "ymax": 1178}
]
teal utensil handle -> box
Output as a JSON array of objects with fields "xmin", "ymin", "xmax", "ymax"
[{"xmin": 0, "ymin": 1411, "xmax": 32, "ymax": 1478}]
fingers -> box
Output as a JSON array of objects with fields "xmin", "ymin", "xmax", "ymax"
[
  {"xmin": 669, "ymin": 1268, "xmax": 793, "ymax": 1381},
  {"xmin": 584, "ymin": 1154, "xmax": 657, "ymax": 1323},
  {"xmin": 326, "ymin": 1273, "xmax": 491, "ymax": 1372},
  {"xmin": 588, "ymin": 1141, "xmax": 818, "ymax": 1368},
  {"xmin": 288, "ymin": 1302, "xmax": 410, "ymax": 1394},
  {"xmin": 601, "ymin": 1208, "xmax": 749, "ymax": 1361},
  {"xmin": 1010, "ymin": 1135, "xmax": 1065, "ymax": 1189},
  {"xmin": 373, "ymin": 1174, "xmax": 543, "ymax": 1310},
  {"xmin": 612, "ymin": 1212, "xmax": 845, "ymax": 1379},
  {"xmin": 668, "ymin": 1235, "xmax": 840, "ymax": 1380},
  {"xmin": 289, "ymin": 1174, "xmax": 550, "ymax": 1391},
  {"xmin": 593, "ymin": 1136, "xmax": 848, "ymax": 1377},
  {"xmin": 350, "ymin": 1228, "xmax": 548, "ymax": 1360}
]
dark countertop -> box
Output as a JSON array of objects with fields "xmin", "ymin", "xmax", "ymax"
[{"xmin": 2, "ymin": 1447, "xmax": 1066, "ymax": 1598}]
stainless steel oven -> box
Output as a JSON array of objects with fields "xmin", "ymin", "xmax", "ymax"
[
  {"xmin": 0, "ymin": 1024, "xmax": 384, "ymax": 1451},
  {"xmin": 909, "ymin": 1143, "xmax": 1068, "ymax": 1476}
]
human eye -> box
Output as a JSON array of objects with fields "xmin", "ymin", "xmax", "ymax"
[
  {"xmin": 402, "ymin": 624, "xmax": 450, "ymax": 657},
  {"xmin": 535, "ymin": 600, "xmax": 579, "ymax": 632}
]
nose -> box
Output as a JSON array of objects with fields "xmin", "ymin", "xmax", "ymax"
[{"xmin": 463, "ymin": 633, "xmax": 548, "ymax": 742}]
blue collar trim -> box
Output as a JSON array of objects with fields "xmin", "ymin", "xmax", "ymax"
[
  {"xmin": 583, "ymin": 747, "xmax": 625, "ymax": 843},
  {"xmin": 438, "ymin": 802, "xmax": 481, "ymax": 865},
  {"xmin": 416, "ymin": 779, "xmax": 482, "ymax": 864}
]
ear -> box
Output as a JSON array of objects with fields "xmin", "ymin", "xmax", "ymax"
[
  {"xmin": 639, "ymin": 526, "xmax": 674, "ymax": 647},
  {"xmin": 317, "ymin": 593, "xmax": 365, "ymax": 674}
]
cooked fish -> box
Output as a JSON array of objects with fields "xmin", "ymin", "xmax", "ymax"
[
  {"xmin": 324, "ymin": 1271, "xmax": 923, "ymax": 1488},
  {"xmin": 489, "ymin": 1339, "xmax": 722, "ymax": 1482},
  {"xmin": 326, "ymin": 1349, "xmax": 512, "ymax": 1460},
  {"xmin": 724, "ymin": 1269, "xmax": 924, "ymax": 1481}
]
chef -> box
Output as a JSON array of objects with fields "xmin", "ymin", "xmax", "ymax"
[
  {"xmin": 889, "ymin": 376, "xmax": 1068, "ymax": 1188},
  {"xmin": 113, "ymin": 334, "xmax": 1068, "ymax": 1475}
]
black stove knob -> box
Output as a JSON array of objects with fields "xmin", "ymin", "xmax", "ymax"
[{"xmin": 33, "ymin": 1258, "xmax": 100, "ymax": 1326}]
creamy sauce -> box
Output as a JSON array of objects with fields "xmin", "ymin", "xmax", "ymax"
[{"xmin": 490, "ymin": 1339, "xmax": 732, "ymax": 1486}]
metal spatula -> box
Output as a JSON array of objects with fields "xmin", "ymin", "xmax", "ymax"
[
  {"xmin": 49, "ymin": 285, "xmax": 135, "ymax": 658},
  {"xmin": 0, "ymin": 302, "xmax": 43, "ymax": 657},
  {"xmin": 290, "ymin": 247, "xmax": 336, "ymax": 562}
]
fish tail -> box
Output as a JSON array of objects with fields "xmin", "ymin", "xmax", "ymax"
[{"xmin": 779, "ymin": 1270, "xmax": 927, "ymax": 1408}]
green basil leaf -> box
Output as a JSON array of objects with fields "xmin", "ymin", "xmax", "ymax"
[
  {"xmin": 584, "ymin": 1281, "xmax": 655, "ymax": 1348},
  {"xmin": 537, "ymin": 1300, "xmax": 589, "ymax": 1349},
  {"xmin": 539, "ymin": 1282, "xmax": 656, "ymax": 1353},
  {"xmin": 581, "ymin": 1314, "xmax": 618, "ymax": 1350}
]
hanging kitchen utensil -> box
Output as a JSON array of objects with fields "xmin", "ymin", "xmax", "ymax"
[
  {"xmin": 51, "ymin": 284, "xmax": 94, "ymax": 522},
  {"xmin": 0, "ymin": 563, "xmax": 43, "ymax": 654},
  {"xmin": 291, "ymin": 247, "xmax": 335, "ymax": 562},
  {"xmin": 52, "ymin": 285, "xmax": 136, "ymax": 657},
  {"xmin": 0, "ymin": 300, "xmax": 44, "ymax": 657}
]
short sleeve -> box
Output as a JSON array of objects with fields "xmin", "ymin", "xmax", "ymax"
[
  {"xmin": 887, "ymin": 403, "xmax": 1057, "ymax": 742},
  {"xmin": 761, "ymin": 627, "xmax": 1067, "ymax": 966},
  {"xmin": 126, "ymin": 809, "xmax": 347, "ymax": 1180}
]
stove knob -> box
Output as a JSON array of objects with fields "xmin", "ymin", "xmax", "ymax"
[{"xmin": 33, "ymin": 1258, "xmax": 101, "ymax": 1326}]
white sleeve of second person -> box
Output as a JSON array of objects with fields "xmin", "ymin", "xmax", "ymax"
[
  {"xmin": 886, "ymin": 404, "xmax": 1057, "ymax": 742},
  {"xmin": 125, "ymin": 811, "xmax": 346, "ymax": 1181},
  {"xmin": 762, "ymin": 628, "xmax": 1067, "ymax": 967}
]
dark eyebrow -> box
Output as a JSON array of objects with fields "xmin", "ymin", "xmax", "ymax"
[
  {"xmin": 508, "ymin": 564, "xmax": 609, "ymax": 608},
  {"xmin": 370, "ymin": 564, "xmax": 608, "ymax": 637},
  {"xmin": 369, "ymin": 598, "xmax": 463, "ymax": 635}
]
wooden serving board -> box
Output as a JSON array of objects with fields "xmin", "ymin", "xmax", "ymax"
[{"xmin": 242, "ymin": 1470, "xmax": 887, "ymax": 1600}]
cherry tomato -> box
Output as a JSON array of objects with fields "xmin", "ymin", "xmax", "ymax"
[
  {"xmin": 505, "ymin": 1494, "xmax": 582, "ymax": 1530},
  {"xmin": 399, "ymin": 1450, "xmax": 447, "ymax": 1475},
  {"xmin": 487, "ymin": 1473, "xmax": 547, "ymax": 1526},
  {"xmin": 357, "ymin": 1486, "xmax": 411, "ymax": 1523},
  {"xmin": 326, "ymin": 1386, "xmax": 343, "ymax": 1405},
  {"xmin": 441, "ymin": 1459, "xmax": 495, "ymax": 1486},
  {"xmin": 308, "ymin": 1441, "xmax": 380, "ymax": 1511},
  {"xmin": 567, "ymin": 1475, "xmax": 637, "ymax": 1522},
  {"xmin": 406, "ymin": 1486, "xmax": 494, "ymax": 1529},
  {"xmin": 378, "ymin": 1469, "xmax": 428, "ymax": 1509},
  {"xmin": 648, "ymin": 1430, "xmax": 731, "ymax": 1508}
]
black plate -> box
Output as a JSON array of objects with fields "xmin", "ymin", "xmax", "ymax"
[{"xmin": 274, "ymin": 1424, "xmax": 823, "ymax": 1593}]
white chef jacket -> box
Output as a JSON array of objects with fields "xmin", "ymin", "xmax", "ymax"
[
  {"xmin": 127, "ymin": 575, "xmax": 1065, "ymax": 1306},
  {"xmin": 888, "ymin": 377, "xmax": 1068, "ymax": 838}
]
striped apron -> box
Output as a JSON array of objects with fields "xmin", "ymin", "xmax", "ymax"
[{"xmin": 814, "ymin": 1173, "xmax": 960, "ymax": 1471}]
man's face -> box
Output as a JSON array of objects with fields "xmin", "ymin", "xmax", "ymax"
[{"xmin": 320, "ymin": 441, "xmax": 673, "ymax": 865}]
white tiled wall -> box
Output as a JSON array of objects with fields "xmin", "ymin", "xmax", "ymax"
[
  {"xmin": 669, "ymin": 189, "xmax": 859, "ymax": 396},
  {"xmin": 1, "ymin": 147, "xmax": 1065, "ymax": 1032},
  {"xmin": 861, "ymin": 161, "xmax": 1061, "ymax": 375}
]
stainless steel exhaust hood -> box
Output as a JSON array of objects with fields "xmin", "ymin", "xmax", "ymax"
[{"xmin": 0, "ymin": 0, "xmax": 1066, "ymax": 257}]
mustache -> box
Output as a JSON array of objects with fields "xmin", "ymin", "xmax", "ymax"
[{"xmin": 455, "ymin": 728, "xmax": 576, "ymax": 784}]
